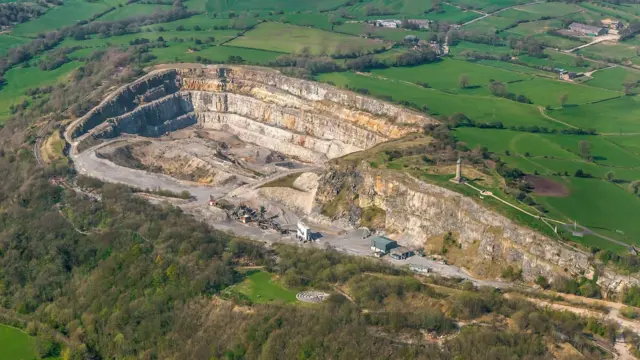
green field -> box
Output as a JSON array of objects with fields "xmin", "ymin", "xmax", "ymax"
[
  {"xmin": 544, "ymin": 178, "xmax": 640, "ymax": 244},
  {"xmin": 475, "ymin": 59, "xmax": 555, "ymax": 77},
  {"xmin": 609, "ymin": 135, "xmax": 640, "ymax": 156},
  {"xmin": 340, "ymin": 1, "xmax": 480, "ymax": 23},
  {"xmin": 508, "ymin": 2, "xmax": 581, "ymax": 17},
  {"xmin": 100, "ymin": 4, "xmax": 173, "ymax": 21},
  {"xmin": 11, "ymin": 0, "xmax": 111, "ymax": 37},
  {"xmin": 206, "ymin": 0, "xmax": 346, "ymax": 13},
  {"xmin": 454, "ymin": 128, "xmax": 580, "ymax": 159},
  {"xmin": 0, "ymin": 61, "xmax": 82, "ymax": 120},
  {"xmin": 59, "ymin": 29, "xmax": 239, "ymax": 49},
  {"xmin": 506, "ymin": 78, "xmax": 621, "ymax": 107},
  {"xmin": 233, "ymin": 271, "xmax": 298, "ymax": 304},
  {"xmin": 586, "ymin": 67, "xmax": 640, "ymax": 92},
  {"xmin": 0, "ymin": 34, "xmax": 29, "ymax": 56},
  {"xmin": 151, "ymin": 43, "xmax": 282, "ymax": 64},
  {"xmin": 579, "ymin": 2, "xmax": 640, "ymax": 22},
  {"xmin": 551, "ymin": 96, "xmax": 640, "ymax": 134},
  {"xmin": 226, "ymin": 22, "xmax": 388, "ymax": 55},
  {"xmin": 448, "ymin": 0, "xmax": 530, "ymax": 12},
  {"xmin": 516, "ymin": 50, "xmax": 596, "ymax": 73},
  {"xmin": 464, "ymin": 16, "xmax": 515, "ymax": 34},
  {"xmin": 454, "ymin": 126, "xmax": 640, "ymax": 249},
  {"xmin": 371, "ymin": 58, "xmax": 527, "ymax": 94},
  {"xmin": 449, "ymin": 41, "xmax": 513, "ymax": 57},
  {"xmin": 577, "ymin": 42, "xmax": 640, "ymax": 64},
  {"xmin": 334, "ymin": 23, "xmax": 427, "ymax": 42},
  {"xmin": 318, "ymin": 71, "xmax": 560, "ymax": 128},
  {"xmin": 0, "ymin": 324, "xmax": 61, "ymax": 360},
  {"xmin": 141, "ymin": 15, "xmax": 242, "ymax": 32},
  {"xmin": 0, "ymin": 325, "xmax": 37, "ymax": 360}
]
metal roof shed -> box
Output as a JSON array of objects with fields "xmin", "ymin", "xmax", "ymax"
[{"xmin": 371, "ymin": 236, "xmax": 398, "ymax": 254}]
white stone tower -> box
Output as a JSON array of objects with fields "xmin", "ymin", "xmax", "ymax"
[{"xmin": 453, "ymin": 157, "xmax": 463, "ymax": 183}]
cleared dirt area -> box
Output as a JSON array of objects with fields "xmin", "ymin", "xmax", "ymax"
[{"xmin": 526, "ymin": 175, "xmax": 569, "ymax": 197}]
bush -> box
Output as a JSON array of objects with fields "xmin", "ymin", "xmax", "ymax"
[{"xmin": 535, "ymin": 275, "xmax": 549, "ymax": 289}]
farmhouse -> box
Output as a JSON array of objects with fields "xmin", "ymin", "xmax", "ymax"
[
  {"xmin": 568, "ymin": 22, "xmax": 606, "ymax": 36},
  {"xmin": 601, "ymin": 18, "xmax": 622, "ymax": 30},
  {"xmin": 370, "ymin": 236, "xmax": 398, "ymax": 255},
  {"xmin": 560, "ymin": 71, "xmax": 578, "ymax": 80},
  {"xmin": 372, "ymin": 19, "xmax": 401, "ymax": 28}
]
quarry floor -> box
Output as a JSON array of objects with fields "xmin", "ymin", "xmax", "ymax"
[{"xmin": 70, "ymin": 129, "xmax": 505, "ymax": 288}]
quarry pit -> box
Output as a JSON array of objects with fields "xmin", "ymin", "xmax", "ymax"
[
  {"xmin": 65, "ymin": 65, "xmax": 434, "ymax": 234},
  {"xmin": 63, "ymin": 65, "xmax": 640, "ymax": 292}
]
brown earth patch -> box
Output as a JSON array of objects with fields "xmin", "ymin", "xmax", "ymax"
[{"xmin": 526, "ymin": 175, "xmax": 569, "ymax": 197}]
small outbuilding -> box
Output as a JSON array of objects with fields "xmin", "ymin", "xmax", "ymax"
[
  {"xmin": 390, "ymin": 246, "xmax": 414, "ymax": 260},
  {"xmin": 371, "ymin": 236, "xmax": 398, "ymax": 255}
]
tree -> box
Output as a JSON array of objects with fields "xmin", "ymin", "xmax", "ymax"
[
  {"xmin": 630, "ymin": 180, "xmax": 640, "ymax": 195},
  {"xmin": 559, "ymin": 93, "xmax": 568, "ymax": 107},
  {"xmin": 488, "ymin": 80, "xmax": 507, "ymax": 97},
  {"xmin": 606, "ymin": 171, "xmax": 615, "ymax": 182},
  {"xmin": 579, "ymin": 140, "xmax": 591, "ymax": 160},
  {"xmin": 623, "ymin": 79, "xmax": 637, "ymax": 95},
  {"xmin": 459, "ymin": 73, "xmax": 469, "ymax": 89}
]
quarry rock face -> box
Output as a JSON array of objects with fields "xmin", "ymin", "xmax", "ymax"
[
  {"xmin": 68, "ymin": 66, "xmax": 435, "ymax": 162},
  {"xmin": 315, "ymin": 164, "xmax": 640, "ymax": 295},
  {"xmin": 70, "ymin": 65, "xmax": 640, "ymax": 296}
]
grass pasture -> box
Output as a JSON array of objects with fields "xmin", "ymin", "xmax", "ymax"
[
  {"xmin": 515, "ymin": 50, "xmax": 595, "ymax": 73},
  {"xmin": 334, "ymin": 22, "xmax": 427, "ymax": 42},
  {"xmin": 464, "ymin": 16, "xmax": 516, "ymax": 34},
  {"xmin": 0, "ymin": 324, "xmax": 61, "ymax": 360},
  {"xmin": 510, "ymin": 2, "xmax": 581, "ymax": 17},
  {"xmin": 454, "ymin": 126, "xmax": 640, "ymax": 249},
  {"xmin": 506, "ymin": 78, "xmax": 621, "ymax": 107},
  {"xmin": 579, "ymin": 2, "xmax": 640, "ymax": 22},
  {"xmin": 577, "ymin": 42, "xmax": 640, "ymax": 64},
  {"xmin": 318, "ymin": 71, "xmax": 559, "ymax": 128},
  {"xmin": 543, "ymin": 178, "xmax": 640, "ymax": 245},
  {"xmin": 449, "ymin": 41, "xmax": 513, "ymax": 57},
  {"xmin": 151, "ymin": 43, "xmax": 282, "ymax": 64},
  {"xmin": 0, "ymin": 34, "xmax": 29, "ymax": 56},
  {"xmin": 11, "ymin": 0, "xmax": 111, "ymax": 37},
  {"xmin": 447, "ymin": 0, "xmax": 530, "ymax": 13},
  {"xmin": 586, "ymin": 67, "xmax": 640, "ymax": 92},
  {"xmin": 551, "ymin": 96, "xmax": 640, "ymax": 134},
  {"xmin": 206, "ymin": 0, "xmax": 346, "ymax": 13},
  {"xmin": 0, "ymin": 325, "xmax": 37, "ymax": 360},
  {"xmin": 371, "ymin": 59, "xmax": 527, "ymax": 94},
  {"xmin": 226, "ymin": 22, "xmax": 388, "ymax": 55},
  {"xmin": 233, "ymin": 271, "xmax": 298, "ymax": 304},
  {"xmin": 0, "ymin": 61, "xmax": 82, "ymax": 121},
  {"xmin": 100, "ymin": 4, "xmax": 173, "ymax": 21},
  {"xmin": 454, "ymin": 128, "xmax": 579, "ymax": 159},
  {"xmin": 609, "ymin": 135, "xmax": 640, "ymax": 156}
]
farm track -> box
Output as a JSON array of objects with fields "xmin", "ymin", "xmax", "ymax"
[
  {"xmin": 537, "ymin": 106, "xmax": 577, "ymax": 128},
  {"xmin": 565, "ymin": 35, "xmax": 621, "ymax": 53}
]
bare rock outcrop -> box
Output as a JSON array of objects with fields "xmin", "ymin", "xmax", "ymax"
[
  {"xmin": 315, "ymin": 164, "xmax": 640, "ymax": 295},
  {"xmin": 68, "ymin": 66, "xmax": 436, "ymax": 163}
]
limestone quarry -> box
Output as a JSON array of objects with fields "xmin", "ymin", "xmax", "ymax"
[{"xmin": 66, "ymin": 65, "xmax": 640, "ymax": 296}]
